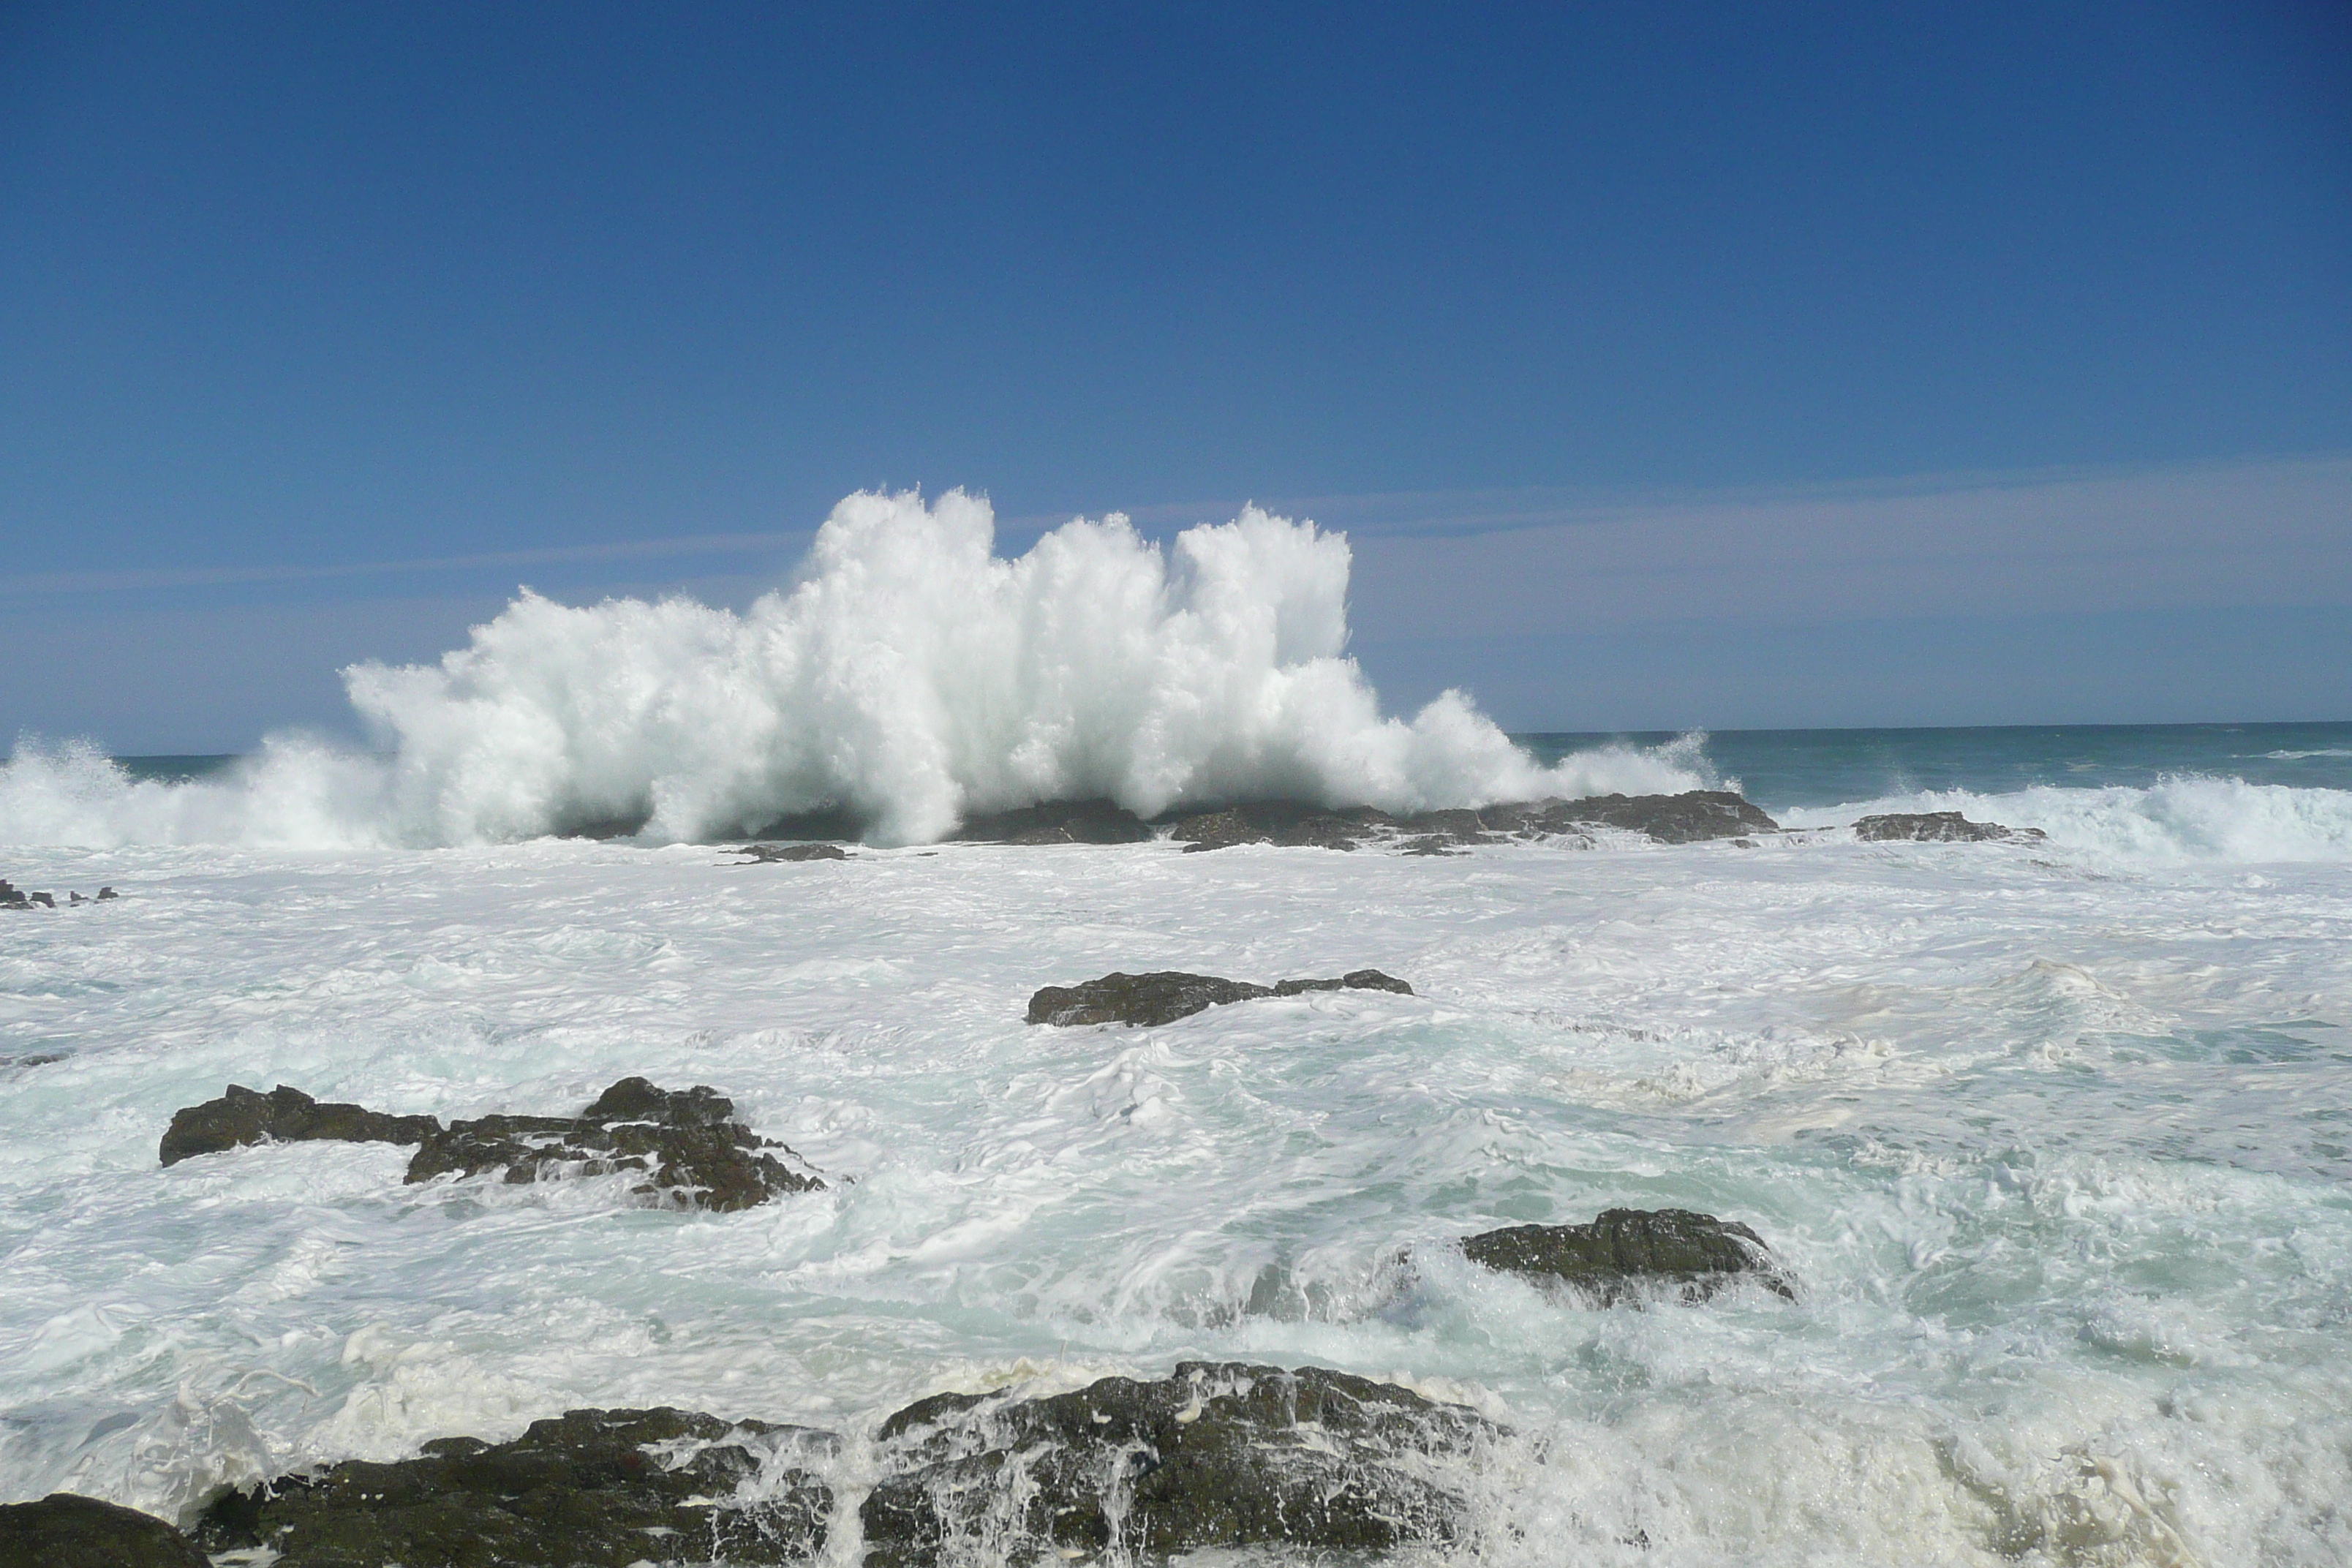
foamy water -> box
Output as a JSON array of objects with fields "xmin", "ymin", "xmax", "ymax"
[{"xmin": 3, "ymin": 494, "xmax": 2350, "ymax": 1565}]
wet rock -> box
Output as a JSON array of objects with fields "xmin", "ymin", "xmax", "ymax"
[
  {"xmin": 1166, "ymin": 802, "xmax": 1384, "ymax": 852},
  {"xmin": 96, "ymin": 886, "xmax": 118, "ymax": 900},
  {"xmin": 0, "ymin": 879, "xmax": 26, "ymax": 911},
  {"xmin": 1853, "ymin": 810, "xmax": 2046, "ymax": 843},
  {"xmin": 1535, "ymin": 790, "xmax": 1777, "ymax": 844},
  {"xmin": 1461, "ymin": 1207, "xmax": 1793, "ymax": 1305},
  {"xmin": 734, "ymin": 841, "xmax": 850, "ymax": 862},
  {"xmin": 1028, "ymin": 969, "xmax": 1414, "ymax": 1027},
  {"xmin": 158, "ymin": 1085, "xmax": 442, "ymax": 1166},
  {"xmin": 862, "ymin": 1362, "xmax": 1497, "ymax": 1568},
  {"xmin": 954, "ymin": 799, "xmax": 1155, "ymax": 845},
  {"xmin": 405, "ymin": 1077, "xmax": 826, "ymax": 1211},
  {"xmin": 194, "ymin": 1407, "xmax": 834, "ymax": 1567},
  {"xmin": 0, "ymin": 1493, "xmax": 208, "ymax": 1567}
]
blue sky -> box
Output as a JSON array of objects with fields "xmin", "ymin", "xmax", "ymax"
[{"xmin": 4, "ymin": 1, "xmax": 2348, "ymax": 750}]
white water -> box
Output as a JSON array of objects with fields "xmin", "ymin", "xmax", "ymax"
[
  {"xmin": 1, "ymin": 491, "xmax": 1708, "ymax": 851},
  {"xmin": 3, "ymin": 825, "xmax": 2348, "ymax": 1565},
  {"xmin": 1782, "ymin": 777, "xmax": 2352, "ymax": 865}
]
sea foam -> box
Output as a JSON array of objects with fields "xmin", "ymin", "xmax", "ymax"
[{"xmin": 2, "ymin": 491, "xmax": 1708, "ymax": 850}]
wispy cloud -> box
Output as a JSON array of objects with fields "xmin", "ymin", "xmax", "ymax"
[{"xmin": 0, "ymin": 529, "xmax": 812, "ymax": 597}]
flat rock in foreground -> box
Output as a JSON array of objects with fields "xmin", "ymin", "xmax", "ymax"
[
  {"xmin": 195, "ymin": 1407, "xmax": 834, "ymax": 1567},
  {"xmin": 1028, "ymin": 968, "xmax": 1414, "ymax": 1027},
  {"xmin": 1461, "ymin": 1207, "xmax": 1793, "ymax": 1305},
  {"xmin": 1852, "ymin": 810, "xmax": 2046, "ymax": 843},
  {"xmin": 862, "ymin": 1362, "xmax": 1499, "ymax": 1568},
  {"xmin": 0, "ymin": 1493, "xmax": 208, "ymax": 1568},
  {"xmin": 159, "ymin": 1077, "xmax": 825, "ymax": 1211}
]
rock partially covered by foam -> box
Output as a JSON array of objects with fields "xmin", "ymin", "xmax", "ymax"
[
  {"xmin": 1167, "ymin": 802, "xmax": 1384, "ymax": 852},
  {"xmin": 862, "ymin": 1362, "xmax": 1498, "ymax": 1568},
  {"xmin": 1853, "ymin": 810, "xmax": 2046, "ymax": 843},
  {"xmin": 1027, "ymin": 969, "xmax": 1414, "ymax": 1027},
  {"xmin": 0, "ymin": 1493, "xmax": 208, "ymax": 1567},
  {"xmin": 1461, "ymin": 1208, "xmax": 1793, "ymax": 1305},
  {"xmin": 733, "ymin": 840, "xmax": 849, "ymax": 862},
  {"xmin": 158, "ymin": 1085, "xmax": 442, "ymax": 1166},
  {"xmin": 954, "ymin": 799, "xmax": 1156, "ymax": 845},
  {"xmin": 406, "ymin": 1077, "xmax": 825, "ymax": 1211},
  {"xmin": 194, "ymin": 1407, "xmax": 834, "ymax": 1567},
  {"xmin": 159, "ymin": 1077, "xmax": 826, "ymax": 1211}
]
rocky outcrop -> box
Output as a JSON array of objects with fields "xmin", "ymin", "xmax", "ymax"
[
  {"xmin": 734, "ymin": 841, "xmax": 850, "ymax": 862},
  {"xmin": 1028, "ymin": 969, "xmax": 1414, "ymax": 1027},
  {"xmin": 0, "ymin": 1493, "xmax": 208, "ymax": 1567},
  {"xmin": 1853, "ymin": 811, "xmax": 2046, "ymax": 843},
  {"xmin": 954, "ymin": 799, "xmax": 1156, "ymax": 845},
  {"xmin": 158, "ymin": 1077, "xmax": 824, "ymax": 1211},
  {"xmin": 195, "ymin": 1407, "xmax": 833, "ymax": 1567},
  {"xmin": 405, "ymin": 1077, "xmax": 823, "ymax": 1211},
  {"xmin": 158, "ymin": 1085, "xmax": 441, "ymax": 1166},
  {"xmin": 1166, "ymin": 802, "xmax": 1385, "ymax": 852},
  {"xmin": 3, "ymin": 880, "xmax": 119, "ymax": 910},
  {"xmin": 862, "ymin": 1362, "xmax": 1497, "ymax": 1568},
  {"xmin": 1461, "ymin": 1208, "xmax": 1793, "ymax": 1305}
]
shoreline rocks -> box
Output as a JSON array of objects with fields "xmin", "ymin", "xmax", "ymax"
[
  {"xmin": 733, "ymin": 841, "xmax": 850, "ymax": 862},
  {"xmin": 1460, "ymin": 1207, "xmax": 1793, "ymax": 1305},
  {"xmin": 195, "ymin": 1407, "xmax": 833, "ymax": 1568},
  {"xmin": 1852, "ymin": 810, "xmax": 2046, "ymax": 843},
  {"xmin": 1028, "ymin": 968, "xmax": 1414, "ymax": 1027},
  {"xmin": 0, "ymin": 1492, "xmax": 208, "ymax": 1567},
  {"xmin": 863, "ymin": 1362, "xmax": 1497, "ymax": 1568},
  {"xmin": 159, "ymin": 1077, "xmax": 825, "ymax": 1210}
]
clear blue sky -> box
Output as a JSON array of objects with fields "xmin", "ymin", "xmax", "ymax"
[{"xmin": 4, "ymin": 1, "xmax": 2348, "ymax": 750}]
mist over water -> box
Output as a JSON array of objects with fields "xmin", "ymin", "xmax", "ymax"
[{"xmin": 1, "ymin": 491, "xmax": 1710, "ymax": 850}]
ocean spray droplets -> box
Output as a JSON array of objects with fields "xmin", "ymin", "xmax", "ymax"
[{"xmin": 0, "ymin": 491, "xmax": 1709, "ymax": 849}]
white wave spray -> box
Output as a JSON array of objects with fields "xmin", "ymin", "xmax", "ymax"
[{"xmin": 2, "ymin": 490, "xmax": 1710, "ymax": 849}]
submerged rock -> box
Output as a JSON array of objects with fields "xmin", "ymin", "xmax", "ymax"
[
  {"xmin": 862, "ymin": 1362, "xmax": 1498, "ymax": 1568},
  {"xmin": 954, "ymin": 799, "xmax": 1156, "ymax": 845},
  {"xmin": 195, "ymin": 1407, "xmax": 834, "ymax": 1567},
  {"xmin": 1028, "ymin": 969, "xmax": 1414, "ymax": 1027},
  {"xmin": 158, "ymin": 1085, "xmax": 441, "ymax": 1167},
  {"xmin": 407, "ymin": 1077, "xmax": 825, "ymax": 1211},
  {"xmin": 734, "ymin": 841, "xmax": 851, "ymax": 862},
  {"xmin": 0, "ymin": 1493, "xmax": 208, "ymax": 1567},
  {"xmin": 1461, "ymin": 1208, "xmax": 1793, "ymax": 1305},
  {"xmin": 159, "ymin": 1077, "xmax": 825, "ymax": 1211},
  {"xmin": 1853, "ymin": 810, "xmax": 2046, "ymax": 843}
]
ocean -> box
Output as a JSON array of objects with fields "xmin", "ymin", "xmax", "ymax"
[{"xmin": 2, "ymin": 495, "xmax": 2348, "ymax": 1565}]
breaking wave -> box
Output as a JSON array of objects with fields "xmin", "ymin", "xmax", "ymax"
[
  {"xmin": 1, "ymin": 490, "xmax": 1711, "ymax": 849},
  {"xmin": 1782, "ymin": 776, "xmax": 2352, "ymax": 864}
]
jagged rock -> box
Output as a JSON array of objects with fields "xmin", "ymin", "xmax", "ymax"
[
  {"xmin": 862, "ymin": 1362, "xmax": 1497, "ymax": 1568},
  {"xmin": 734, "ymin": 842, "xmax": 850, "ymax": 862},
  {"xmin": 158, "ymin": 1085, "xmax": 442, "ymax": 1166},
  {"xmin": 194, "ymin": 1407, "xmax": 834, "ymax": 1567},
  {"xmin": 0, "ymin": 1493, "xmax": 208, "ymax": 1567},
  {"xmin": 1027, "ymin": 969, "xmax": 1414, "ymax": 1027},
  {"xmin": 954, "ymin": 799, "xmax": 1155, "ymax": 845},
  {"xmin": 1460, "ymin": 1207, "xmax": 1793, "ymax": 1305},
  {"xmin": 405, "ymin": 1077, "xmax": 825, "ymax": 1211},
  {"xmin": 0, "ymin": 879, "xmax": 26, "ymax": 911},
  {"xmin": 1166, "ymin": 802, "xmax": 1384, "ymax": 852},
  {"xmin": 96, "ymin": 886, "xmax": 118, "ymax": 900},
  {"xmin": 159, "ymin": 1078, "xmax": 825, "ymax": 1211},
  {"xmin": 1527, "ymin": 791, "xmax": 1777, "ymax": 844},
  {"xmin": 1853, "ymin": 811, "xmax": 2045, "ymax": 843}
]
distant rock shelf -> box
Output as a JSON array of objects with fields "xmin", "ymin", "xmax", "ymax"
[
  {"xmin": 159, "ymin": 1077, "xmax": 826, "ymax": 1211},
  {"xmin": 1028, "ymin": 968, "xmax": 1416, "ymax": 1028},
  {"xmin": 1, "ymin": 877, "xmax": 117, "ymax": 911},
  {"xmin": 1852, "ymin": 810, "xmax": 2045, "ymax": 843}
]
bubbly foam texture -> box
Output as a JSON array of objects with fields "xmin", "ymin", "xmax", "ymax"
[{"xmin": 1, "ymin": 491, "xmax": 1708, "ymax": 850}]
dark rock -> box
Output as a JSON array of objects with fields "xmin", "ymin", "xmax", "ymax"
[
  {"xmin": 1028, "ymin": 969, "xmax": 1414, "ymax": 1027},
  {"xmin": 1, "ymin": 1052, "xmax": 68, "ymax": 1069},
  {"xmin": 1539, "ymin": 791, "xmax": 1778, "ymax": 844},
  {"xmin": 26, "ymin": 891, "xmax": 53, "ymax": 909},
  {"xmin": 862, "ymin": 1362, "xmax": 1496, "ymax": 1568},
  {"xmin": 1166, "ymin": 802, "xmax": 1383, "ymax": 852},
  {"xmin": 194, "ymin": 1407, "xmax": 833, "ymax": 1567},
  {"xmin": 736, "ymin": 805, "xmax": 868, "ymax": 843},
  {"xmin": 0, "ymin": 880, "xmax": 26, "ymax": 911},
  {"xmin": 1853, "ymin": 810, "xmax": 2046, "ymax": 843},
  {"xmin": 734, "ymin": 842, "xmax": 850, "ymax": 862},
  {"xmin": 159, "ymin": 1078, "xmax": 824, "ymax": 1211},
  {"xmin": 96, "ymin": 886, "xmax": 118, "ymax": 900},
  {"xmin": 158, "ymin": 1085, "xmax": 442, "ymax": 1166},
  {"xmin": 1460, "ymin": 1207, "xmax": 1793, "ymax": 1305},
  {"xmin": 404, "ymin": 1076, "xmax": 825, "ymax": 1211},
  {"xmin": 954, "ymin": 799, "xmax": 1155, "ymax": 845},
  {"xmin": 0, "ymin": 1493, "xmax": 208, "ymax": 1568}
]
